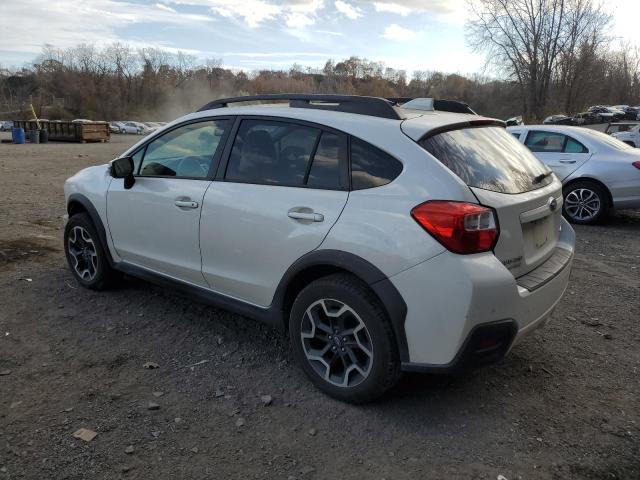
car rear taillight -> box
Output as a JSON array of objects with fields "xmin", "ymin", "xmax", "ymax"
[
  {"xmin": 411, "ymin": 201, "xmax": 499, "ymax": 254},
  {"xmin": 633, "ymin": 161, "xmax": 640, "ymax": 170}
]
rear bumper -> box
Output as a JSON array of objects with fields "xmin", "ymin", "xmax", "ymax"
[{"xmin": 393, "ymin": 218, "xmax": 575, "ymax": 370}]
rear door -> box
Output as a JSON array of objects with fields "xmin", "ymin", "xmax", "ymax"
[
  {"xmin": 523, "ymin": 129, "xmax": 592, "ymax": 180},
  {"xmin": 200, "ymin": 118, "xmax": 349, "ymax": 307},
  {"xmin": 419, "ymin": 125, "xmax": 563, "ymax": 278}
]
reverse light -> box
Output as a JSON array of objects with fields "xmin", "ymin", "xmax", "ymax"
[
  {"xmin": 633, "ymin": 161, "xmax": 640, "ymax": 170},
  {"xmin": 411, "ymin": 201, "xmax": 499, "ymax": 254}
]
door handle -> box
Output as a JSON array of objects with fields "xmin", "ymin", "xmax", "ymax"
[
  {"xmin": 288, "ymin": 211, "xmax": 324, "ymax": 222},
  {"xmin": 174, "ymin": 200, "xmax": 199, "ymax": 209},
  {"xmin": 559, "ymin": 160, "xmax": 576, "ymax": 164}
]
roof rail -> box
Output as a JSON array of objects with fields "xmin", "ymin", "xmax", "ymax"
[
  {"xmin": 388, "ymin": 97, "xmax": 477, "ymax": 115},
  {"xmin": 197, "ymin": 94, "xmax": 402, "ymax": 120}
]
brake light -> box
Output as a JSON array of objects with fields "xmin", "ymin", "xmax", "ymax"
[
  {"xmin": 633, "ymin": 161, "xmax": 640, "ymax": 170},
  {"xmin": 411, "ymin": 201, "xmax": 499, "ymax": 254}
]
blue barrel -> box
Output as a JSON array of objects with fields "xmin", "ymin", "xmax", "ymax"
[{"xmin": 12, "ymin": 127, "xmax": 25, "ymax": 144}]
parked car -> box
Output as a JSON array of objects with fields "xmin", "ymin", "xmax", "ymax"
[
  {"xmin": 623, "ymin": 106, "xmax": 640, "ymax": 121},
  {"xmin": 0, "ymin": 120, "xmax": 13, "ymax": 131},
  {"xmin": 505, "ymin": 116, "xmax": 523, "ymax": 126},
  {"xmin": 109, "ymin": 121, "xmax": 125, "ymax": 134},
  {"xmin": 587, "ymin": 106, "xmax": 624, "ymax": 123},
  {"xmin": 605, "ymin": 122, "xmax": 639, "ymax": 136},
  {"xmin": 142, "ymin": 122, "xmax": 159, "ymax": 134},
  {"xmin": 509, "ymin": 125, "xmax": 640, "ymax": 224},
  {"xmin": 120, "ymin": 121, "xmax": 144, "ymax": 134},
  {"xmin": 543, "ymin": 115, "xmax": 573, "ymax": 125},
  {"xmin": 609, "ymin": 123, "xmax": 640, "ymax": 148},
  {"xmin": 572, "ymin": 112, "xmax": 600, "ymax": 125},
  {"xmin": 64, "ymin": 94, "xmax": 576, "ymax": 403}
]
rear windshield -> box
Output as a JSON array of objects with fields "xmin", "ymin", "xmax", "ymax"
[
  {"xmin": 583, "ymin": 128, "xmax": 634, "ymax": 151},
  {"xmin": 419, "ymin": 126, "xmax": 553, "ymax": 194}
]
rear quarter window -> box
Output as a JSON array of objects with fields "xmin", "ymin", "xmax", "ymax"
[
  {"xmin": 419, "ymin": 126, "xmax": 553, "ymax": 194},
  {"xmin": 350, "ymin": 137, "xmax": 402, "ymax": 190}
]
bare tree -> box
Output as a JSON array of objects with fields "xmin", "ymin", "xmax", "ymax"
[{"xmin": 467, "ymin": 0, "xmax": 610, "ymax": 120}]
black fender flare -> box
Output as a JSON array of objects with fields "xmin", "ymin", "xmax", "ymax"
[
  {"xmin": 66, "ymin": 193, "xmax": 114, "ymax": 266},
  {"xmin": 271, "ymin": 249, "xmax": 410, "ymax": 363}
]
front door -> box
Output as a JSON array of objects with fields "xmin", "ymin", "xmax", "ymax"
[
  {"xmin": 107, "ymin": 119, "xmax": 231, "ymax": 286},
  {"xmin": 200, "ymin": 118, "xmax": 349, "ymax": 307}
]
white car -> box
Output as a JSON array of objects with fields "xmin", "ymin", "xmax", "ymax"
[
  {"xmin": 509, "ymin": 125, "xmax": 640, "ymax": 224},
  {"xmin": 109, "ymin": 122, "xmax": 125, "ymax": 134},
  {"xmin": 610, "ymin": 123, "xmax": 640, "ymax": 148},
  {"xmin": 120, "ymin": 121, "xmax": 143, "ymax": 134},
  {"xmin": 63, "ymin": 95, "xmax": 575, "ymax": 403}
]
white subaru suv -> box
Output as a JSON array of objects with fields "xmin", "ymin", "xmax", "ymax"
[{"xmin": 63, "ymin": 94, "xmax": 575, "ymax": 403}]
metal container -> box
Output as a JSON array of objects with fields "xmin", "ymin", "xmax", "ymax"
[{"xmin": 12, "ymin": 127, "xmax": 25, "ymax": 144}]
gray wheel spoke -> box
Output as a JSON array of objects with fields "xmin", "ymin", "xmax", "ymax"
[
  {"xmin": 67, "ymin": 225, "xmax": 99, "ymax": 282},
  {"xmin": 300, "ymin": 298, "xmax": 373, "ymax": 388},
  {"xmin": 566, "ymin": 188, "xmax": 600, "ymax": 221}
]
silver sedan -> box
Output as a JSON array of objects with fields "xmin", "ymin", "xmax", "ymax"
[{"xmin": 508, "ymin": 125, "xmax": 640, "ymax": 224}]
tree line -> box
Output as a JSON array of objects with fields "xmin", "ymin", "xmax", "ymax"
[{"xmin": 0, "ymin": 1, "xmax": 638, "ymax": 123}]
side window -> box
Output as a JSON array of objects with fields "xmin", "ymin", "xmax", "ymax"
[
  {"xmin": 564, "ymin": 137, "xmax": 588, "ymax": 153},
  {"xmin": 306, "ymin": 132, "xmax": 345, "ymax": 189},
  {"xmin": 138, "ymin": 120, "xmax": 228, "ymax": 178},
  {"xmin": 510, "ymin": 132, "xmax": 521, "ymax": 140},
  {"xmin": 525, "ymin": 131, "xmax": 565, "ymax": 153},
  {"xmin": 225, "ymin": 120, "xmax": 320, "ymax": 186},
  {"xmin": 350, "ymin": 137, "xmax": 403, "ymax": 190}
]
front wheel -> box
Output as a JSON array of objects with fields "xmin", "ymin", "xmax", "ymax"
[
  {"xmin": 289, "ymin": 274, "xmax": 401, "ymax": 403},
  {"xmin": 64, "ymin": 213, "xmax": 120, "ymax": 290},
  {"xmin": 563, "ymin": 181, "xmax": 609, "ymax": 225}
]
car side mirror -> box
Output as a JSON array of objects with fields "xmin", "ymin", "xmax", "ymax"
[{"xmin": 111, "ymin": 156, "xmax": 135, "ymax": 189}]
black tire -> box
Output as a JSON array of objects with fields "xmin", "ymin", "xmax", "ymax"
[
  {"xmin": 623, "ymin": 141, "xmax": 636, "ymax": 148},
  {"xmin": 289, "ymin": 273, "xmax": 401, "ymax": 404},
  {"xmin": 562, "ymin": 180, "xmax": 609, "ymax": 225},
  {"xmin": 64, "ymin": 213, "xmax": 120, "ymax": 290}
]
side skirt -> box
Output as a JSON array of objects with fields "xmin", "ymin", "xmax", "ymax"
[{"xmin": 114, "ymin": 262, "xmax": 282, "ymax": 329}]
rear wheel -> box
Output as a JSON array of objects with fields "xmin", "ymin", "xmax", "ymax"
[
  {"xmin": 562, "ymin": 181, "xmax": 609, "ymax": 225},
  {"xmin": 289, "ymin": 274, "xmax": 401, "ymax": 403},
  {"xmin": 64, "ymin": 213, "xmax": 120, "ymax": 290},
  {"xmin": 623, "ymin": 141, "xmax": 636, "ymax": 148}
]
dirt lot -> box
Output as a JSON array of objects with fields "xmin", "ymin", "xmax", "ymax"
[{"xmin": 0, "ymin": 133, "xmax": 638, "ymax": 480}]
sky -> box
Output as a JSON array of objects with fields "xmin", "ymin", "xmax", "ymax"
[{"xmin": 0, "ymin": 0, "xmax": 639, "ymax": 76}]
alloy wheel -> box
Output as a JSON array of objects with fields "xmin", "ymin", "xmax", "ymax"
[
  {"xmin": 565, "ymin": 188, "xmax": 601, "ymax": 222},
  {"xmin": 67, "ymin": 226, "xmax": 99, "ymax": 281},
  {"xmin": 300, "ymin": 298, "xmax": 373, "ymax": 388}
]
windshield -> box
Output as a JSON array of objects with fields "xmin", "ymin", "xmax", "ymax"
[{"xmin": 419, "ymin": 126, "xmax": 553, "ymax": 194}]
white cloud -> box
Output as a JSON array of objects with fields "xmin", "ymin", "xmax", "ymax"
[
  {"xmin": 162, "ymin": 0, "xmax": 324, "ymax": 28},
  {"xmin": 286, "ymin": 11, "xmax": 316, "ymax": 28},
  {"xmin": 334, "ymin": 0, "xmax": 362, "ymax": 19},
  {"xmin": 373, "ymin": 2, "xmax": 411, "ymax": 16},
  {"xmin": 315, "ymin": 29, "xmax": 344, "ymax": 36},
  {"xmin": 0, "ymin": 0, "xmax": 213, "ymax": 56},
  {"xmin": 382, "ymin": 23, "xmax": 417, "ymax": 41},
  {"xmin": 209, "ymin": 1, "xmax": 280, "ymax": 28},
  {"xmin": 371, "ymin": 0, "xmax": 464, "ymax": 15},
  {"xmin": 154, "ymin": 2, "xmax": 177, "ymax": 12}
]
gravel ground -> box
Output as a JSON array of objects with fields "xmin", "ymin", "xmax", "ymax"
[{"xmin": 0, "ymin": 133, "xmax": 638, "ymax": 480}]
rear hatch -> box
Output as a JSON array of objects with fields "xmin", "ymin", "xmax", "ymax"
[{"xmin": 412, "ymin": 122, "xmax": 562, "ymax": 278}]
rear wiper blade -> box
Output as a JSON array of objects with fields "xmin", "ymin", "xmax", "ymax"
[{"xmin": 532, "ymin": 171, "xmax": 552, "ymax": 184}]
